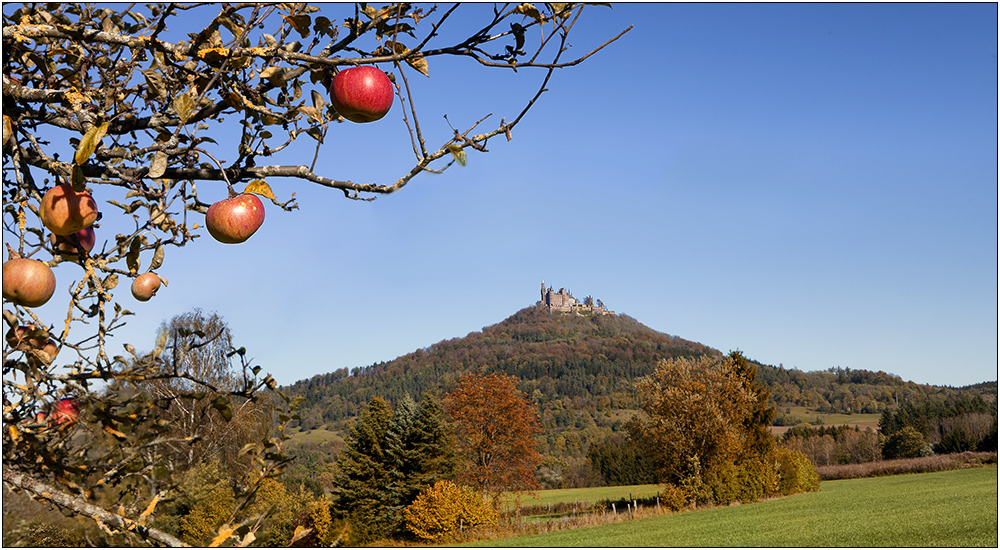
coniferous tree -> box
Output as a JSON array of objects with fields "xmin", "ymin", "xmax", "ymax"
[
  {"xmin": 331, "ymin": 397, "xmax": 399, "ymax": 543},
  {"xmin": 331, "ymin": 395, "xmax": 457, "ymax": 543},
  {"xmin": 402, "ymin": 395, "xmax": 458, "ymax": 502}
]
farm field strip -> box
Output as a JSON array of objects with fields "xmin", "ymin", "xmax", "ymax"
[
  {"xmin": 474, "ymin": 467, "xmax": 997, "ymax": 547},
  {"xmin": 511, "ymin": 484, "xmax": 661, "ymax": 509}
]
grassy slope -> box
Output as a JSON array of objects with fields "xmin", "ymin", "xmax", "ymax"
[
  {"xmin": 474, "ymin": 467, "xmax": 998, "ymax": 547},
  {"xmin": 515, "ymin": 484, "xmax": 661, "ymax": 509}
]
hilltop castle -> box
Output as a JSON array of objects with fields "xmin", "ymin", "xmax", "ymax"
[{"xmin": 537, "ymin": 281, "xmax": 614, "ymax": 315}]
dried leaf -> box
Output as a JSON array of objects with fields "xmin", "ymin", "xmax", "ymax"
[
  {"xmin": 209, "ymin": 525, "xmax": 236, "ymax": 548},
  {"xmin": 141, "ymin": 69, "xmax": 167, "ymax": 99},
  {"xmin": 126, "ymin": 235, "xmax": 145, "ymax": 274},
  {"xmin": 75, "ymin": 122, "xmax": 109, "ymax": 165},
  {"xmin": 103, "ymin": 273, "xmax": 119, "ymax": 291},
  {"xmin": 71, "ymin": 163, "xmax": 86, "ymax": 190},
  {"xmin": 447, "ymin": 144, "xmax": 467, "ymax": 167},
  {"xmin": 289, "ymin": 526, "xmax": 313, "ymax": 546},
  {"xmin": 2, "ymin": 115, "xmax": 12, "ymax": 146},
  {"xmin": 283, "ymin": 14, "xmax": 311, "ymax": 38},
  {"xmin": 258, "ymin": 66, "xmax": 286, "ymax": 86},
  {"xmin": 148, "ymin": 151, "xmax": 168, "ymax": 178},
  {"xmin": 311, "ymin": 89, "xmax": 326, "ymax": 111},
  {"xmin": 148, "ymin": 243, "xmax": 165, "ymax": 271},
  {"xmin": 217, "ymin": 16, "xmax": 244, "ymax": 39},
  {"xmin": 406, "ymin": 54, "xmax": 429, "ymax": 77},
  {"xmin": 173, "ymin": 93, "xmax": 195, "ymax": 124},
  {"xmin": 298, "ymin": 105, "xmax": 323, "ymax": 124},
  {"xmin": 243, "ymin": 179, "xmax": 276, "ymax": 200},
  {"xmin": 514, "ymin": 3, "xmax": 545, "ymax": 24}
]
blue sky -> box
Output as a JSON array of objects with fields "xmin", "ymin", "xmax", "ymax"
[{"xmin": 9, "ymin": 3, "xmax": 997, "ymax": 388}]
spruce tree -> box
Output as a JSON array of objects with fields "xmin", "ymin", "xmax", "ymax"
[
  {"xmin": 331, "ymin": 397, "xmax": 399, "ymax": 543},
  {"xmin": 331, "ymin": 395, "xmax": 457, "ymax": 543}
]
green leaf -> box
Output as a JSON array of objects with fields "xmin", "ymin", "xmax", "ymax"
[
  {"xmin": 75, "ymin": 122, "xmax": 109, "ymax": 165},
  {"xmin": 212, "ymin": 395, "xmax": 234, "ymax": 421}
]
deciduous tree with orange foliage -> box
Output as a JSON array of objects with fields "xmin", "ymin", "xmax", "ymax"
[{"xmin": 443, "ymin": 372, "xmax": 542, "ymax": 496}]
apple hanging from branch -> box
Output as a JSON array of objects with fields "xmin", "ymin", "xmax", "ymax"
[
  {"xmin": 50, "ymin": 227, "xmax": 97, "ymax": 260},
  {"xmin": 2, "ymin": 257, "xmax": 57, "ymax": 308},
  {"xmin": 39, "ymin": 184, "xmax": 99, "ymax": 236},
  {"xmin": 329, "ymin": 65, "xmax": 394, "ymax": 123},
  {"xmin": 131, "ymin": 272, "xmax": 161, "ymax": 302},
  {"xmin": 205, "ymin": 193, "xmax": 266, "ymax": 244}
]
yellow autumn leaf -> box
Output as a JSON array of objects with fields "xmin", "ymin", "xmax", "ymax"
[
  {"xmin": 447, "ymin": 144, "xmax": 467, "ymax": 167},
  {"xmin": 75, "ymin": 121, "xmax": 110, "ymax": 164},
  {"xmin": 209, "ymin": 525, "xmax": 236, "ymax": 547},
  {"xmin": 104, "ymin": 425, "xmax": 127, "ymax": 439},
  {"xmin": 9, "ymin": 425, "xmax": 20, "ymax": 442},
  {"xmin": 243, "ymin": 179, "xmax": 275, "ymax": 200}
]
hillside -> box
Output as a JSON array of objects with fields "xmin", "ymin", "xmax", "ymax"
[
  {"xmin": 288, "ymin": 306, "xmax": 716, "ymax": 435},
  {"xmin": 283, "ymin": 304, "xmax": 996, "ymax": 471}
]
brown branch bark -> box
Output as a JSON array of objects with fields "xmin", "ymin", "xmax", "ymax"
[{"xmin": 1, "ymin": 469, "xmax": 190, "ymax": 547}]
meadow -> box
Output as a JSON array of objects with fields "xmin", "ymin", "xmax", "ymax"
[
  {"xmin": 474, "ymin": 467, "xmax": 997, "ymax": 547},
  {"xmin": 513, "ymin": 484, "xmax": 662, "ymax": 509}
]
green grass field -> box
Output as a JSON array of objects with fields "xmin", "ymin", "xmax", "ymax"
[
  {"xmin": 476, "ymin": 467, "xmax": 997, "ymax": 547},
  {"xmin": 771, "ymin": 406, "xmax": 881, "ymax": 435},
  {"xmin": 512, "ymin": 484, "xmax": 661, "ymax": 509}
]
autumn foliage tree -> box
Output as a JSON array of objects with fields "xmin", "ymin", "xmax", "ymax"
[
  {"xmin": 628, "ymin": 351, "xmax": 811, "ymax": 507},
  {"xmin": 3, "ymin": 2, "xmax": 623, "ymax": 545},
  {"xmin": 444, "ymin": 372, "xmax": 543, "ymax": 496}
]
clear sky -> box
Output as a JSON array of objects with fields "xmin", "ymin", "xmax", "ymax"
[{"xmin": 9, "ymin": 3, "xmax": 998, "ymax": 388}]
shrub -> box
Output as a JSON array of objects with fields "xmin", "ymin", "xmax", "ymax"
[
  {"xmin": 883, "ymin": 427, "xmax": 927, "ymax": 459},
  {"xmin": 775, "ymin": 447, "xmax": 820, "ymax": 495},
  {"xmin": 403, "ymin": 481, "xmax": 496, "ymax": 541},
  {"xmin": 659, "ymin": 484, "xmax": 689, "ymax": 512}
]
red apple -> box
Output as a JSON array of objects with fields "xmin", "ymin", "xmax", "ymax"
[
  {"xmin": 51, "ymin": 397, "xmax": 80, "ymax": 426},
  {"xmin": 51, "ymin": 227, "xmax": 97, "ymax": 260},
  {"xmin": 2, "ymin": 258, "xmax": 57, "ymax": 307},
  {"xmin": 39, "ymin": 184, "xmax": 99, "ymax": 236},
  {"xmin": 329, "ymin": 66, "xmax": 394, "ymax": 123},
  {"xmin": 131, "ymin": 271, "xmax": 161, "ymax": 301},
  {"xmin": 34, "ymin": 411, "xmax": 48, "ymax": 424},
  {"xmin": 205, "ymin": 194, "xmax": 265, "ymax": 244}
]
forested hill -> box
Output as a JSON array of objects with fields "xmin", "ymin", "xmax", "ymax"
[
  {"xmin": 284, "ymin": 305, "xmax": 996, "ymax": 455},
  {"xmin": 286, "ymin": 306, "xmax": 717, "ymax": 431}
]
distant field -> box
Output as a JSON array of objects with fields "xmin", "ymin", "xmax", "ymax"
[
  {"xmin": 510, "ymin": 484, "xmax": 661, "ymax": 509},
  {"xmin": 285, "ymin": 426, "xmax": 344, "ymax": 447},
  {"xmin": 475, "ymin": 467, "xmax": 998, "ymax": 547},
  {"xmin": 770, "ymin": 407, "xmax": 881, "ymax": 435}
]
